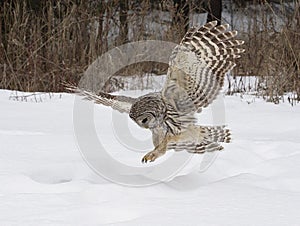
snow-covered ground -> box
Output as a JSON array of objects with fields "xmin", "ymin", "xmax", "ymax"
[{"xmin": 0, "ymin": 89, "xmax": 300, "ymax": 225}]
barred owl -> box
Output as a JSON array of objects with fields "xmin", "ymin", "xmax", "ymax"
[{"xmin": 67, "ymin": 21, "xmax": 244, "ymax": 163}]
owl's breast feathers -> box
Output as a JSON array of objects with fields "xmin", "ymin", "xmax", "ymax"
[{"xmin": 163, "ymin": 101, "xmax": 197, "ymax": 135}]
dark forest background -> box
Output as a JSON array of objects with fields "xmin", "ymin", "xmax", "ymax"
[{"xmin": 0, "ymin": 0, "xmax": 299, "ymax": 104}]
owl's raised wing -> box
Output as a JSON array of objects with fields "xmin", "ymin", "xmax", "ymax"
[
  {"xmin": 162, "ymin": 21, "xmax": 244, "ymax": 113},
  {"xmin": 65, "ymin": 83, "xmax": 136, "ymax": 113}
]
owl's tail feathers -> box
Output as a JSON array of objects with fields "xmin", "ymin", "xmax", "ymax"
[
  {"xmin": 168, "ymin": 125, "xmax": 231, "ymax": 154},
  {"xmin": 189, "ymin": 125, "xmax": 231, "ymax": 153},
  {"xmin": 202, "ymin": 125, "xmax": 231, "ymax": 143},
  {"xmin": 188, "ymin": 141, "xmax": 224, "ymax": 153}
]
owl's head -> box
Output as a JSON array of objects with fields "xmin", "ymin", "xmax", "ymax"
[{"xmin": 129, "ymin": 93, "xmax": 165, "ymax": 129}]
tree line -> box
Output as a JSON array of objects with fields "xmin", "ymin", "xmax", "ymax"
[{"xmin": 0, "ymin": 0, "xmax": 299, "ymax": 105}]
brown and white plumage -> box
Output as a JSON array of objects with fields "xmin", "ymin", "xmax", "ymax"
[
  {"xmin": 67, "ymin": 21, "xmax": 244, "ymax": 163},
  {"xmin": 163, "ymin": 21, "xmax": 244, "ymax": 113},
  {"xmin": 167, "ymin": 125, "xmax": 231, "ymax": 153},
  {"xmin": 65, "ymin": 83, "xmax": 135, "ymax": 113}
]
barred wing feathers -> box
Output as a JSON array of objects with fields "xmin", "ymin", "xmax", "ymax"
[
  {"xmin": 163, "ymin": 21, "xmax": 244, "ymax": 113},
  {"xmin": 65, "ymin": 83, "xmax": 136, "ymax": 114}
]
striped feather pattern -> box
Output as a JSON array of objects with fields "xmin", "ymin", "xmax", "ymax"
[
  {"xmin": 167, "ymin": 125, "xmax": 231, "ymax": 153},
  {"xmin": 65, "ymin": 83, "xmax": 136, "ymax": 113},
  {"xmin": 163, "ymin": 21, "xmax": 244, "ymax": 113},
  {"xmin": 169, "ymin": 141, "xmax": 224, "ymax": 153}
]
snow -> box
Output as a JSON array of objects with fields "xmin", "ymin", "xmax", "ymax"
[{"xmin": 0, "ymin": 89, "xmax": 300, "ymax": 225}]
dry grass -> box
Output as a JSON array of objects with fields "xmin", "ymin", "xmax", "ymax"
[
  {"xmin": 0, "ymin": 0, "xmax": 185, "ymax": 92},
  {"xmin": 231, "ymin": 0, "xmax": 300, "ymax": 104},
  {"xmin": 1, "ymin": 1, "xmax": 93, "ymax": 92},
  {"xmin": 0, "ymin": 0, "xmax": 299, "ymax": 105}
]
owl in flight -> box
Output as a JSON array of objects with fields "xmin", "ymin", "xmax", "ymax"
[{"xmin": 67, "ymin": 21, "xmax": 244, "ymax": 163}]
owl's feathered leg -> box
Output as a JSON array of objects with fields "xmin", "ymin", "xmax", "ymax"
[
  {"xmin": 141, "ymin": 134, "xmax": 181, "ymax": 163},
  {"xmin": 141, "ymin": 125, "xmax": 231, "ymax": 163}
]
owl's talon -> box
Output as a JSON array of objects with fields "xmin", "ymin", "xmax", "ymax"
[{"xmin": 141, "ymin": 151, "xmax": 158, "ymax": 163}]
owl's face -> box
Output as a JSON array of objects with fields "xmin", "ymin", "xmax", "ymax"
[
  {"xmin": 134, "ymin": 112, "xmax": 156, "ymax": 129},
  {"xmin": 129, "ymin": 93, "xmax": 165, "ymax": 130}
]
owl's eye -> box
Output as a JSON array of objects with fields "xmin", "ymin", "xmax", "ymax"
[{"xmin": 142, "ymin": 118, "xmax": 148, "ymax": 124}]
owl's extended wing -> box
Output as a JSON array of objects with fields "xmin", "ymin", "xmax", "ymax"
[
  {"xmin": 162, "ymin": 21, "xmax": 244, "ymax": 113},
  {"xmin": 65, "ymin": 83, "xmax": 136, "ymax": 114}
]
